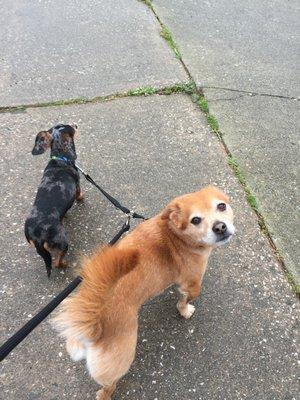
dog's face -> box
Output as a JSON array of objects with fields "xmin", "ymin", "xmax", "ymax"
[
  {"xmin": 32, "ymin": 124, "xmax": 78, "ymax": 159},
  {"xmin": 161, "ymin": 186, "xmax": 235, "ymax": 247}
]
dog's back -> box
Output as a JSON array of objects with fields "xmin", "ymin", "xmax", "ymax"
[{"xmin": 25, "ymin": 161, "xmax": 79, "ymax": 271}]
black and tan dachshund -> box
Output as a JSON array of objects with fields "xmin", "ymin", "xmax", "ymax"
[{"xmin": 25, "ymin": 124, "xmax": 83, "ymax": 277}]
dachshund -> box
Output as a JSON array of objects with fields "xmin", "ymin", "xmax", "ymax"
[{"xmin": 25, "ymin": 124, "xmax": 83, "ymax": 277}]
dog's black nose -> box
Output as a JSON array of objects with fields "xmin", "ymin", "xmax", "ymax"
[{"xmin": 213, "ymin": 221, "xmax": 227, "ymax": 235}]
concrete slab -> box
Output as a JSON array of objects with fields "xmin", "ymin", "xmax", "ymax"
[
  {"xmin": 154, "ymin": 0, "xmax": 300, "ymax": 97},
  {"xmin": 0, "ymin": 0, "xmax": 187, "ymax": 106},
  {"xmin": 205, "ymin": 89, "xmax": 300, "ymax": 282},
  {"xmin": 153, "ymin": 0, "xmax": 300, "ymax": 282},
  {"xmin": 0, "ymin": 95, "xmax": 298, "ymax": 400}
]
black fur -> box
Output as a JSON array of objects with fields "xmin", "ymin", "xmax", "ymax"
[{"xmin": 24, "ymin": 124, "xmax": 81, "ymax": 277}]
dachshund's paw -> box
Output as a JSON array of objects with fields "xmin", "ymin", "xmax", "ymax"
[{"xmin": 76, "ymin": 191, "xmax": 84, "ymax": 202}]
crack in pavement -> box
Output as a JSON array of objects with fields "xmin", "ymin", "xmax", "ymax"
[
  {"xmin": 0, "ymin": 82, "xmax": 193, "ymax": 113},
  {"xmin": 202, "ymin": 86, "xmax": 299, "ymax": 101},
  {"xmin": 207, "ymin": 94, "xmax": 246, "ymax": 102}
]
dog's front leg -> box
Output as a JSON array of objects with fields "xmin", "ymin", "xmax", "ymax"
[{"xmin": 176, "ymin": 281, "xmax": 200, "ymax": 319}]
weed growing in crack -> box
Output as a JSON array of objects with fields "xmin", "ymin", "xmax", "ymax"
[
  {"xmin": 228, "ymin": 156, "xmax": 246, "ymax": 185},
  {"xmin": 127, "ymin": 82, "xmax": 195, "ymax": 97},
  {"xmin": 139, "ymin": 0, "xmax": 152, "ymax": 6},
  {"xmin": 284, "ymin": 271, "xmax": 300, "ymax": 295},
  {"xmin": 193, "ymin": 93, "xmax": 222, "ymax": 138},
  {"xmin": 127, "ymin": 86, "xmax": 157, "ymax": 96},
  {"xmin": 197, "ymin": 96, "xmax": 209, "ymax": 113},
  {"xmin": 0, "ymin": 83, "xmax": 195, "ymax": 113},
  {"xmin": 160, "ymin": 26, "xmax": 181, "ymax": 59},
  {"xmin": 207, "ymin": 114, "xmax": 219, "ymax": 132}
]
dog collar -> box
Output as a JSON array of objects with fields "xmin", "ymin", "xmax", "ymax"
[{"xmin": 51, "ymin": 155, "xmax": 73, "ymax": 165}]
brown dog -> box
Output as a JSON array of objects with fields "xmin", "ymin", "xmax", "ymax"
[{"xmin": 53, "ymin": 186, "xmax": 235, "ymax": 399}]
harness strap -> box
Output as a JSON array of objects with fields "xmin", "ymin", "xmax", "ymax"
[{"xmin": 50, "ymin": 155, "xmax": 74, "ymax": 165}]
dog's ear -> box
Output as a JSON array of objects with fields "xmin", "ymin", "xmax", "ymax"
[
  {"xmin": 161, "ymin": 201, "xmax": 188, "ymax": 230},
  {"xmin": 32, "ymin": 131, "xmax": 53, "ymax": 155}
]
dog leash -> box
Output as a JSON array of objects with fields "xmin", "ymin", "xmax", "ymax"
[
  {"xmin": 0, "ymin": 217, "xmax": 132, "ymax": 362},
  {"xmin": 0, "ymin": 163, "xmax": 148, "ymax": 361},
  {"xmin": 75, "ymin": 163, "xmax": 146, "ymax": 220},
  {"xmin": 50, "ymin": 158, "xmax": 146, "ymax": 220}
]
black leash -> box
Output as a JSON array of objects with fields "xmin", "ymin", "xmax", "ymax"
[
  {"xmin": 76, "ymin": 164, "xmax": 146, "ymax": 220},
  {"xmin": 0, "ymin": 218, "xmax": 131, "ymax": 362}
]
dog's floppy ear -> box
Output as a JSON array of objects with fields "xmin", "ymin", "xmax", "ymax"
[
  {"xmin": 161, "ymin": 201, "xmax": 188, "ymax": 230},
  {"xmin": 32, "ymin": 131, "xmax": 53, "ymax": 155}
]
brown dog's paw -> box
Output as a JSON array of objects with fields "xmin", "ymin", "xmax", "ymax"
[
  {"xmin": 177, "ymin": 302, "xmax": 195, "ymax": 319},
  {"xmin": 58, "ymin": 259, "xmax": 68, "ymax": 269},
  {"xmin": 96, "ymin": 389, "xmax": 111, "ymax": 400},
  {"xmin": 53, "ymin": 259, "xmax": 68, "ymax": 269}
]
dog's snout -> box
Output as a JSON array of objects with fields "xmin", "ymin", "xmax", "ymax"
[{"xmin": 212, "ymin": 221, "xmax": 227, "ymax": 235}]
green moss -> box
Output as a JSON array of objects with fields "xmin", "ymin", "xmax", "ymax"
[
  {"xmin": 245, "ymin": 190, "xmax": 259, "ymax": 212},
  {"xmin": 140, "ymin": 0, "xmax": 152, "ymax": 6},
  {"xmin": 197, "ymin": 96, "xmax": 209, "ymax": 113},
  {"xmin": 127, "ymin": 86, "xmax": 157, "ymax": 96},
  {"xmin": 207, "ymin": 114, "xmax": 219, "ymax": 132},
  {"xmin": 0, "ymin": 83, "xmax": 196, "ymax": 113},
  {"xmin": 160, "ymin": 26, "xmax": 181, "ymax": 59},
  {"xmin": 285, "ymin": 271, "xmax": 300, "ymax": 295},
  {"xmin": 228, "ymin": 156, "xmax": 246, "ymax": 185}
]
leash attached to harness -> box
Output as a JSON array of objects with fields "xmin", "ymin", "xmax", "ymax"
[{"xmin": 0, "ymin": 217, "xmax": 131, "ymax": 362}]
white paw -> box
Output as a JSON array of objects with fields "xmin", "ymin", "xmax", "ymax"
[{"xmin": 177, "ymin": 303, "xmax": 195, "ymax": 319}]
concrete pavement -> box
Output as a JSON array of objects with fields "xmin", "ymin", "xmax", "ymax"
[
  {"xmin": 0, "ymin": 0, "xmax": 186, "ymax": 106},
  {"xmin": 154, "ymin": 0, "xmax": 300, "ymax": 284},
  {"xmin": 0, "ymin": 1, "xmax": 299, "ymax": 399}
]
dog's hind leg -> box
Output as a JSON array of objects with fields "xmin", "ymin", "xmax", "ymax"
[
  {"xmin": 87, "ymin": 331, "xmax": 137, "ymax": 400},
  {"xmin": 34, "ymin": 242, "xmax": 52, "ymax": 277},
  {"xmin": 96, "ymin": 382, "xmax": 117, "ymax": 400}
]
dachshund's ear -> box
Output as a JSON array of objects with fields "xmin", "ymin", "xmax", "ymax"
[{"xmin": 31, "ymin": 131, "xmax": 52, "ymax": 155}]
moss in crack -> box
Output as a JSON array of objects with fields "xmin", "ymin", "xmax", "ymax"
[
  {"xmin": 228, "ymin": 156, "xmax": 269, "ymax": 232},
  {"xmin": 0, "ymin": 82, "xmax": 195, "ymax": 113},
  {"xmin": 197, "ymin": 96, "xmax": 209, "ymax": 113},
  {"xmin": 228, "ymin": 156, "xmax": 246, "ymax": 185},
  {"xmin": 207, "ymin": 114, "xmax": 219, "ymax": 132},
  {"xmin": 193, "ymin": 93, "xmax": 222, "ymax": 138},
  {"xmin": 127, "ymin": 86, "xmax": 157, "ymax": 96},
  {"xmin": 160, "ymin": 26, "xmax": 181, "ymax": 59},
  {"xmin": 139, "ymin": 0, "xmax": 152, "ymax": 6},
  {"xmin": 228, "ymin": 156, "xmax": 259, "ymax": 209},
  {"xmin": 127, "ymin": 82, "xmax": 195, "ymax": 97},
  {"xmin": 284, "ymin": 271, "xmax": 300, "ymax": 296}
]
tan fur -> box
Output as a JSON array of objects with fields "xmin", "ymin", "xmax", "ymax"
[{"xmin": 53, "ymin": 186, "xmax": 234, "ymax": 399}]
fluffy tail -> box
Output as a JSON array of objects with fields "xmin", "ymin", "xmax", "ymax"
[{"xmin": 52, "ymin": 246, "xmax": 138, "ymax": 343}]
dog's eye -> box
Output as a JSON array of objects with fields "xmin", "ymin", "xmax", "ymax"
[
  {"xmin": 217, "ymin": 203, "xmax": 226, "ymax": 211},
  {"xmin": 191, "ymin": 216, "xmax": 202, "ymax": 225}
]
